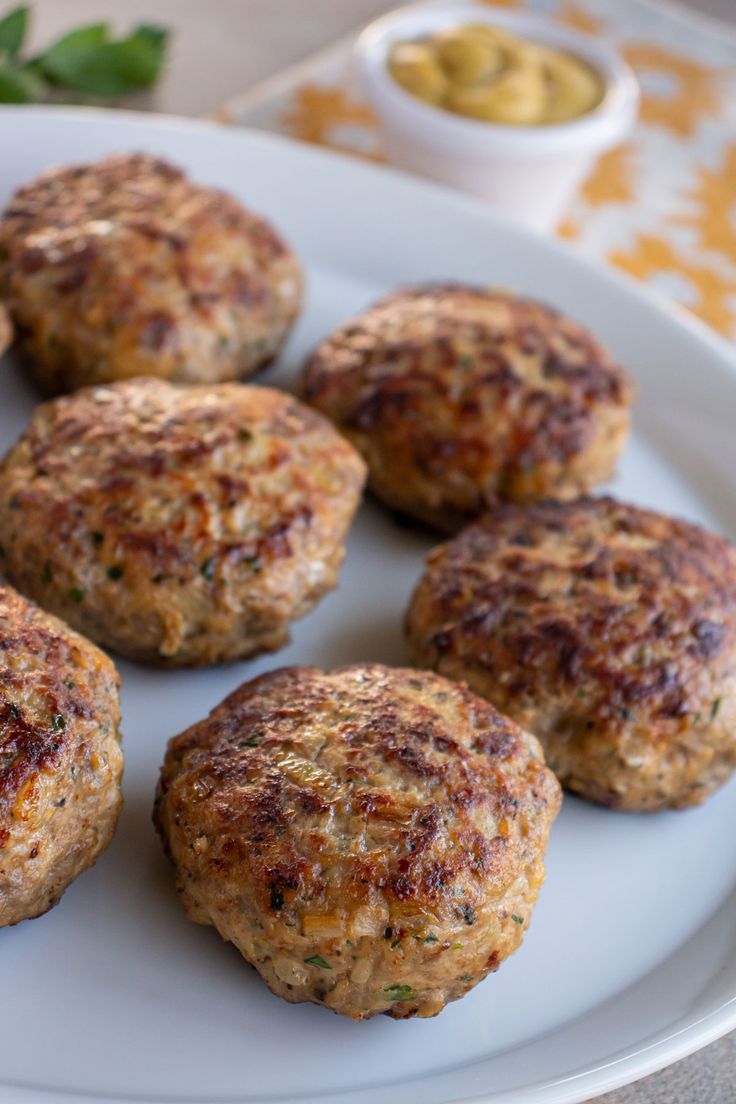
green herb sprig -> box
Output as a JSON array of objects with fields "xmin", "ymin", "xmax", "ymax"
[
  {"xmin": 383, "ymin": 984, "xmax": 416, "ymax": 1002},
  {"xmin": 304, "ymin": 955, "xmax": 331, "ymax": 970},
  {"xmin": 0, "ymin": 5, "xmax": 169, "ymax": 104}
]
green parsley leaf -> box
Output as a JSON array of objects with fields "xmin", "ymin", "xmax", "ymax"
[
  {"xmin": 0, "ymin": 58, "xmax": 44, "ymax": 102},
  {"xmin": 36, "ymin": 22, "xmax": 107, "ymax": 82},
  {"xmin": 238, "ymin": 731, "xmax": 265, "ymax": 748},
  {"xmin": 68, "ymin": 586, "xmax": 85, "ymax": 603},
  {"xmin": 0, "ymin": 5, "xmax": 28, "ymax": 56},
  {"xmin": 382, "ymin": 984, "xmax": 416, "ymax": 1001},
  {"xmin": 36, "ymin": 22, "xmax": 103, "ymax": 70},
  {"xmin": 304, "ymin": 955, "xmax": 331, "ymax": 970},
  {"xmin": 38, "ymin": 22, "xmax": 168, "ymax": 97},
  {"xmin": 711, "ymin": 697, "xmax": 723, "ymax": 721},
  {"xmin": 511, "ymin": 914, "xmax": 524, "ymax": 925},
  {"xmin": 52, "ymin": 713, "xmax": 66, "ymax": 731}
]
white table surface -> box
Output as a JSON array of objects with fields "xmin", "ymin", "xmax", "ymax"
[{"xmin": 23, "ymin": 2, "xmax": 736, "ymax": 1102}]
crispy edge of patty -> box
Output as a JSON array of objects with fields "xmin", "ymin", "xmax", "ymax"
[
  {"xmin": 302, "ymin": 285, "xmax": 634, "ymax": 530},
  {"xmin": 0, "ymin": 583, "xmax": 123, "ymax": 925},
  {"xmin": 0, "ymin": 378, "xmax": 367, "ymax": 666},
  {"xmin": 154, "ymin": 663, "xmax": 561, "ymax": 1018},
  {"xmin": 0, "ymin": 152, "xmax": 303, "ymax": 392},
  {"xmin": 405, "ymin": 496, "xmax": 736, "ymax": 811}
]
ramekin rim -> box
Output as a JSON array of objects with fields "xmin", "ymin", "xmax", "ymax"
[{"xmin": 355, "ymin": 1, "xmax": 640, "ymax": 153}]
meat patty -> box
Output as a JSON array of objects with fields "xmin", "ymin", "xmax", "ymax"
[
  {"xmin": 406, "ymin": 496, "xmax": 736, "ymax": 811},
  {"xmin": 0, "ymin": 378, "xmax": 366, "ymax": 666},
  {"xmin": 0, "ymin": 583, "xmax": 123, "ymax": 926},
  {"xmin": 154, "ymin": 663, "xmax": 561, "ymax": 1020},
  {"xmin": 0, "ymin": 152, "xmax": 302, "ymax": 393},
  {"xmin": 0, "ymin": 303, "xmax": 11, "ymax": 358},
  {"xmin": 301, "ymin": 284, "xmax": 634, "ymax": 532}
]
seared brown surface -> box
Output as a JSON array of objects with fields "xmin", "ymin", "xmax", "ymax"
[
  {"xmin": 406, "ymin": 496, "xmax": 736, "ymax": 811},
  {"xmin": 0, "ymin": 378, "xmax": 366, "ymax": 666},
  {"xmin": 0, "ymin": 152, "xmax": 302, "ymax": 393},
  {"xmin": 302, "ymin": 284, "xmax": 634, "ymax": 531},
  {"xmin": 154, "ymin": 663, "xmax": 560, "ymax": 1020},
  {"xmin": 0, "ymin": 583, "xmax": 122, "ymax": 926},
  {"xmin": 0, "ymin": 303, "xmax": 10, "ymax": 358}
]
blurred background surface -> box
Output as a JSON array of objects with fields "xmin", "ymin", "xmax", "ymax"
[{"xmin": 27, "ymin": 0, "xmax": 736, "ymax": 116}]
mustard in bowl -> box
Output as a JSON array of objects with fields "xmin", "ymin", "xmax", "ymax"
[{"xmin": 388, "ymin": 22, "xmax": 604, "ymax": 126}]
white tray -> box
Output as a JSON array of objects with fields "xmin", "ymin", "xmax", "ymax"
[{"xmin": 1, "ymin": 107, "xmax": 736, "ymax": 1104}]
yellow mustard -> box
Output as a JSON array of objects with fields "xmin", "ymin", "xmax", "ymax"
[{"xmin": 388, "ymin": 23, "xmax": 604, "ymax": 125}]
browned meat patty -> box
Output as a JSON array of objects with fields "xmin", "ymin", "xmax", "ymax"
[
  {"xmin": 0, "ymin": 378, "xmax": 366, "ymax": 666},
  {"xmin": 0, "ymin": 152, "xmax": 302, "ymax": 393},
  {"xmin": 0, "ymin": 303, "xmax": 10, "ymax": 357},
  {"xmin": 301, "ymin": 284, "xmax": 634, "ymax": 532},
  {"xmin": 154, "ymin": 663, "xmax": 561, "ymax": 1020},
  {"xmin": 0, "ymin": 583, "xmax": 123, "ymax": 926},
  {"xmin": 406, "ymin": 496, "xmax": 736, "ymax": 812}
]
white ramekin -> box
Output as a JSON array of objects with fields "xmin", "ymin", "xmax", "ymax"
[{"xmin": 355, "ymin": 1, "xmax": 640, "ymax": 232}]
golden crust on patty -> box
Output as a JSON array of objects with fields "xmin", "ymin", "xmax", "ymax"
[
  {"xmin": 0, "ymin": 583, "xmax": 122, "ymax": 926},
  {"xmin": 406, "ymin": 496, "xmax": 736, "ymax": 811},
  {"xmin": 0, "ymin": 152, "xmax": 302, "ymax": 393},
  {"xmin": 154, "ymin": 663, "xmax": 561, "ymax": 1020},
  {"xmin": 0, "ymin": 303, "xmax": 11, "ymax": 357},
  {"xmin": 0, "ymin": 378, "xmax": 366, "ymax": 666},
  {"xmin": 302, "ymin": 284, "xmax": 634, "ymax": 531}
]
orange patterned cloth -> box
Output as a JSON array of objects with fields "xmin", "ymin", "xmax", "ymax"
[{"xmin": 218, "ymin": 0, "xmax": 736, "ymax": 340}]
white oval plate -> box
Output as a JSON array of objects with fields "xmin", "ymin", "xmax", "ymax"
[{"xmin": 1, "ymin": 107, "xmax": 735, "ymax": 1104}]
